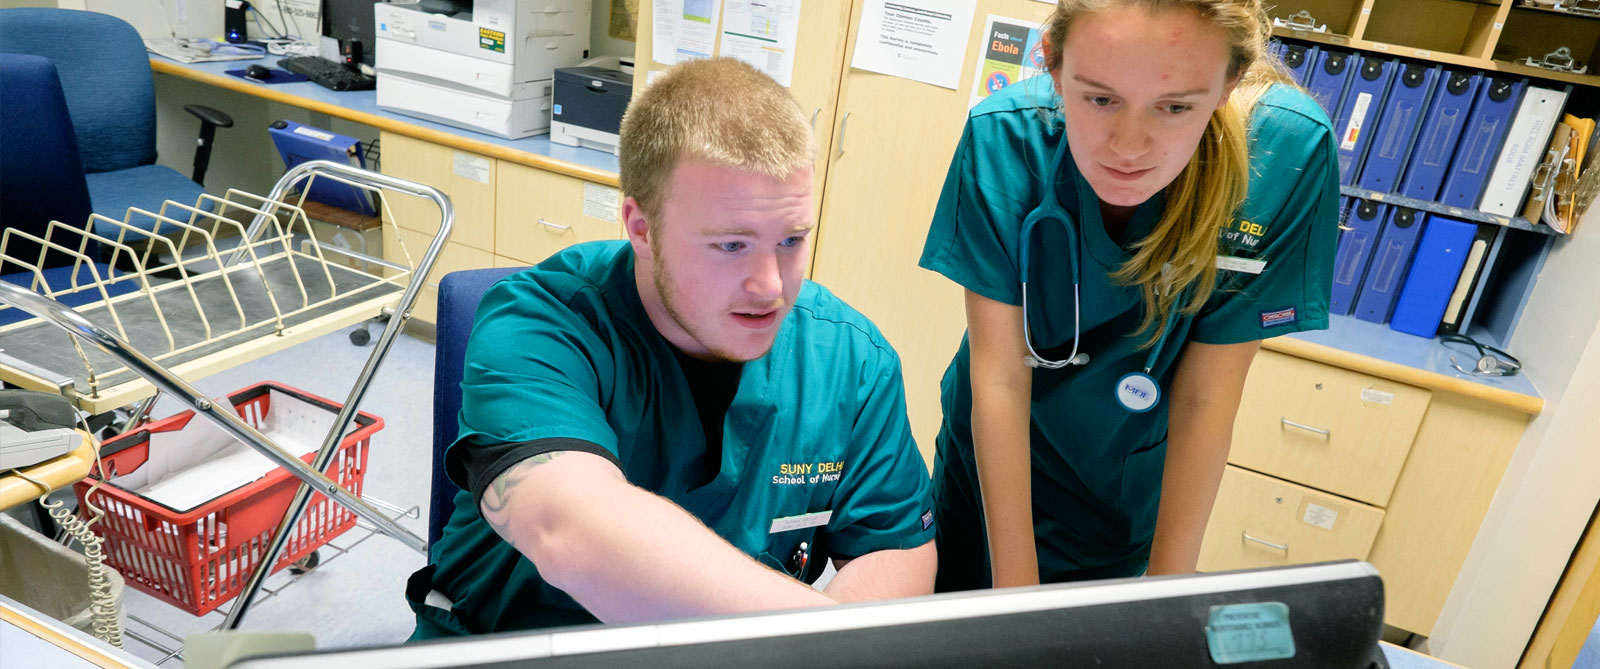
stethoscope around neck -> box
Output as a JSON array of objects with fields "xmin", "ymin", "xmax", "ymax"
[{"xmin": 1018, "ymin": 134, "xmax": 1182, "ymax": 413}]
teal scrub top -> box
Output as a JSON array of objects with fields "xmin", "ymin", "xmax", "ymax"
[
  {"xmin": 418, "ymin": 240, "xmax": 936, "ymax": 635},
  {"xmin": 918, "ymin": 77, "xmax": 1339, "ymax": 585}
]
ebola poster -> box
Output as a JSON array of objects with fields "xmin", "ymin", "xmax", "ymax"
[{"xmin": 969, "ymin": 15, "xmax": 1046, "ymax": 108}]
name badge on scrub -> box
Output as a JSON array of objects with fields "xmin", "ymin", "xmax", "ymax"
[
  {"xmin": 769, "ymin": 510, "xmax": 832, "ymax": 534},
  {"xmin": 1216, "ymin": 256, "xmax": 1267, "ymax": 274}
]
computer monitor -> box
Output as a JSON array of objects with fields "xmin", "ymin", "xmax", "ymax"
[
  {"xmin": 323, "ymin": 0, "xmax": 379, "ymax": 66},
  {"xmin": 229, "ymin": 561, "xmax": 1388, "ymax": 668}
]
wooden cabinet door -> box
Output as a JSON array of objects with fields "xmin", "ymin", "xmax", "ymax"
[
  {"xmin": 495, "ymin": 161, "xmax": 623, "ymax": 265},
  {"xmin": 378, "ymin": 131, "xmax": 496, "ymax": 252},
  {"xmin": 810, "ymin": 0, "xmax": 1053, "ymax": 459},
  {"xmin": 1199, "ymin": 466, "xmax": 1385, "ymax": 573},
  {"xmin": 1230, "ymin": 349, "xmax": 1432, "ymax": 507},
  {"xmin": 630, "ymin": 0, "xmax": 853, "ymax": 229}
]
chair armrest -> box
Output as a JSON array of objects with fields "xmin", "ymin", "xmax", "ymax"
[
  {"xmin": 184, "ymin": 104, "xmax": 233, "ymax": 129},
  {"xmin": 184, "ymin": 105, "xmax": 233, "ymax": 185}
]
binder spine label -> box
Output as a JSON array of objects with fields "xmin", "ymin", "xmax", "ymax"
[{"xmin": 1341, "ymin": 93, "xmax": 1373, "ymax": 151}]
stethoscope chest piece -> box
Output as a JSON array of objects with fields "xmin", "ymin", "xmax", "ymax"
[{"xmin": 1115, "ymin": 371, "xmax": 1161, "ymax": 413}]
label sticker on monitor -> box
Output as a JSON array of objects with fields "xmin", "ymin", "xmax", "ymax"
[{"xmin": 1205, "ymin": 602, "xmax": 1296, "ymax": 664}]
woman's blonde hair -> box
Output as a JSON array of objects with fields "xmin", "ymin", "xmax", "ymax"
[
  {"xmin": 1041, "ymin": 0, "xmax": 1292, "ymax": 346},
  {"xmin": 619, "ymin": 58, "xmax": 815, "ymax": 230}
]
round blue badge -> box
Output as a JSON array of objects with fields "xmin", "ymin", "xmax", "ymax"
[{"xmin": 1115, "ymin": 372, "xmax": 1161, "ymax": 413}]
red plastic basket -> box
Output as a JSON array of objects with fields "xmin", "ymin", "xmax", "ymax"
[{"xmin": 72, "ymin": 381, "xmax": 383, "ymax": 617}]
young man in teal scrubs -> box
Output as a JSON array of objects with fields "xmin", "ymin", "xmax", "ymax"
[{"xmin": 406, "ymin": 58, "xmax": 938, "ymax": 637}]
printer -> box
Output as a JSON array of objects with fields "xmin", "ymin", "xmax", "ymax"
[
  {"xmin": 551, "ymin": 66, "xmax": 632, "ymax": 154},
  {"xmin": 375, "ymin": 0, "xmax": 591, "ymax": 139}
]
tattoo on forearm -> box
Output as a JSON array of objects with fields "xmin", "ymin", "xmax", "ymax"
[{"xmin": 482, "ymin": 451, "xmax": 564, "ymax": 537}]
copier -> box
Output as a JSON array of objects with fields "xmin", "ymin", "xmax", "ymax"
[{"xmin": 375, "ymin": 0, "xmax": 591, "ymax": 139}]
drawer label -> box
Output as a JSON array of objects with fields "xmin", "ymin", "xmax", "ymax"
[
  {"xmin": 1359, "ymin": 387, "xmax": 1394, "ymax": 406},
  {"xmin": 453, "ymin": 153, "xmax": 491, "ymax": 185},
  {"xmin": 584, "ymin": 183, "xmax": 621, "ymax": 222},
  {"xmin": 1302, "ymin": 502, "xmax": 1339, "ymax": 530},
  {"xmin": 1205, "ymin": 602, "xmax": 1296, "ymax": 664}
]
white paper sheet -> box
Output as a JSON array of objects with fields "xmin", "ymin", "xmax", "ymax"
[
  {"xmin": 114, "ymin": 390, "xmax": 355, "ymax": 513},
  {"xmin": 849, "ymin": 0, "xmax": 977, "ymax": 90},
  {"xmin": 652, "ymin": 0, "xmax": 724, "ymax": 65},
  {"xmin": 719, "ymin": 0, "xmax": 801, "ymax": 87},
  {"xmin": 967, "ymin": 15, "xmax": 1047, "ymax": 109}
]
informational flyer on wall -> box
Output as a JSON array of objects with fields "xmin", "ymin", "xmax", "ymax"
[
  {"xmin": 968, "ymin": 15, "xmax": 1046, "ymax": 108},
  {"xmin": 720, "ymin": 0, "xmax": 801, "ymax": 87},
  {"xmin": 652, "ymin": 0, "xmax": 723, "ymax": 65},
  {"xmin": 849, "ymin": 0, "xmax": 977, "ymax": 90}
]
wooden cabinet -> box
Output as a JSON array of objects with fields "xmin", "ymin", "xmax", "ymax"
[
  {"xmin": 1203, "ymin": 345, "xmax": 1533, "ymax": 637},
  {"xmin": 1199, "ymin": 466, "xmax": 1385, "ymax": 572},
  {"xmin": 379, "ymin": 132, "xmax": 497, "ymax": 251},
  {"xmin": 495, "ymin": 162, "xmax": 622, "ymax": 266},
  {"xmin": 1230, "ymin": 350, "xmax": 1431, "ymax": 506},
  {"xmin": 379, "ymin": 134, "xmax": 624, "ymax": 325},
  {"xmin": 382, "ymin": 225, "xmax": 494, "ymax": 324},
  {"xmin": 810, "ymin": 0, "xmax": 1055, "ymax": 457}
]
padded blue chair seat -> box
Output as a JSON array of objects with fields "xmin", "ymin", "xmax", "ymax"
[
  {"xmin": 86, "ymin": 165, "xmax": 213, "ymax": 241},
  {"xmin": 0, "ymin": 262, "xmax": 137, "ymax": 327}
]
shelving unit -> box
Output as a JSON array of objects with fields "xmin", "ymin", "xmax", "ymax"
[
  {"xmin": 1269, "ymin": 0, "xmax": 1600, "ymax": 88},
  {"xmin": 1338, "ymin": 185, "xmax": 1555, "ymax": 234}
]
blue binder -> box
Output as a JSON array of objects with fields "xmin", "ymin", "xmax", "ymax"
[
  {"xmin": 1331, "ymin": 55, "xmax": 1396, "ymax": 186},
  {"xmin": 1389, "ymin": 217, "xmax": 1479, "ymax": 338},
  {"xmin": 1354, "ymin": 206, "xmax": 1424, "ymax": 324},
  {"xmin": 268, "ymin": 120, "xmax": 376, "ymax": 216},
  {"xmin": 1281, "ymin": 44, "xmax": 1316, "ymax": 86},
  {"xmin": 1305, "ymin": 49, "xmax": 1353, "ymax": 118},
  {"xmin": 1437, "ymin": 76, "xmax": 1524, "ymax": 209},
  {"xmin": 1356, "ymin": 63, "xmax": 1438, "ymax": 194},
  {"xmin": 1397, "ymin": 69, "xmax": 1481, "ymax": 202},
  {"xmin": 1331, "ymin": 198, "xmax": 1385, "ymax": 316}
]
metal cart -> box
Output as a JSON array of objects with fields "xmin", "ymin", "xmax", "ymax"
[{"xmin": 0, "ymin": 160, "xmax": 451, "ymax": 637}]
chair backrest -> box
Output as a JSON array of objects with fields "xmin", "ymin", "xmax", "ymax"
[
  {"xmin": 430, "ymin": 267, "xmax": 525, "ymax": 548},
  {"xmin": 0, "ymin": 53, "xmax": 98, "ymax": 272},
  {"xmin": 0, "ymin": 8, "xmax": 158, "ymax": 175}
]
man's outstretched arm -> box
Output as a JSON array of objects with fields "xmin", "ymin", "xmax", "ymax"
[{"xmin": 480, "ymin": 450, "xmax": 835, "ymax": 624}]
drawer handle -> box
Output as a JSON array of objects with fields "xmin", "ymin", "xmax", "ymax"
[
  {"xmin": 837, "ymin": 111, "xmax": 850, "ymax": 157},
  {"xmin": 537, "ymin": 219, "xmax": 571, "ymax": 232},
  {"xmin": 1281, "ymin": 418, "xmax": 1331, "ymax": 438},
  {"xmin": 1243, "ymin": 532, "xmax": 1288, "ymax": 552}
]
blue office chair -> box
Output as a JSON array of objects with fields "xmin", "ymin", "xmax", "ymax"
[
  {"xmin": 0, "ymin": 53, "xmax": 137, "ymax": 328},
  {"xmin": 430, "ymin": 267, "xmax": 524, "ymax": 547},
  {"xmin": 0, "ymin": 8, "xmax": 233, "ymax": 244}
]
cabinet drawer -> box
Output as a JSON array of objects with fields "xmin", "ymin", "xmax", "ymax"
[
  {"xmin": 379, "ymin": 132, "xmax": 496, "ymax": 252},
  {"xmin": 383, "ymin": 226, "xmax": 494, "ymax": 325},
  {"xmin": 1230, "ymin": 349, "xmax": 1431, "ymax": 506},
  {"xmin": 495, "ymin": 162, "xmax": 622, "ymax": 265},
  {"xmin": 1199, "ymin": 466, "xmax": 1384, "ymax": 573}
]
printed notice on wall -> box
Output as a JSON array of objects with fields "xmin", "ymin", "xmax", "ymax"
[
  {"xmin": 968, "ymin": 15, "xmax": 1046, "ymax": 108},
  {"xmin": 583, "ymin": 183, "xmax": 622, "ymax": 222},
  {"xmin": 652, "ymin": 0, "xmax": 723, "ymax": 65},
  {"xmin": 720, "ymin": 0, "xmax": 801, "ymax": 87},
  {"xmin": 850, "ymin": 0, "xmax": 977, "ymax": 90}
]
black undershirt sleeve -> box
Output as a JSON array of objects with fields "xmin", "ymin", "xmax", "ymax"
[{"xmin": 453, "ymin": 437, "xmax": 622, "ymax": 509}]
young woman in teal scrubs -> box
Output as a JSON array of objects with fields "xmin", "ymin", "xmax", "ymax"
[{"xmin": 919, "ymin": 0, "xmax": 1340, "ymax": 589}]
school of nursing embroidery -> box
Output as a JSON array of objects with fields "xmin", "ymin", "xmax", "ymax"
[
  {"xmin": 1219, "ymin": 218, "xmax": 1267, "ymax": 250},
  {"xmin": 773, "ymin": 460, "xmax": 846, "ymax": 485}
]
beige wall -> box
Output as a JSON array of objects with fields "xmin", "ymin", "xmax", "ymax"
[{"xmin": 1429, "ymin": 227, "xmax": 1600, "ymax": 666}]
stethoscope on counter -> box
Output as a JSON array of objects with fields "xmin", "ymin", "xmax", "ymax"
[{"xmin": 1018, "ymin": 134, "xmax": 1183, "ymax": 414}]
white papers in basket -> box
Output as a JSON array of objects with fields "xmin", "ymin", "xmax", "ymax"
[{"xmin": 112, "ymin": 389, "xmax": 356, "ymax": 513}]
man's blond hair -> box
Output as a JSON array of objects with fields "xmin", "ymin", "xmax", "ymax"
[{"xmin": 619, "ymin": 58, "xmax": 815, "ymax": 227}]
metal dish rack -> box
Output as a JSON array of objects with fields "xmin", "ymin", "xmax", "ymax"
[{"xmin": 0, "ymin": 160, "xmax": 450, "ymax": 636}]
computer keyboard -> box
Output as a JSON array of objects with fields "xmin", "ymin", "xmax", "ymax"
[{"xmin": 277, "ymin": 56, "xmax": 375, "ymax": 92}]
